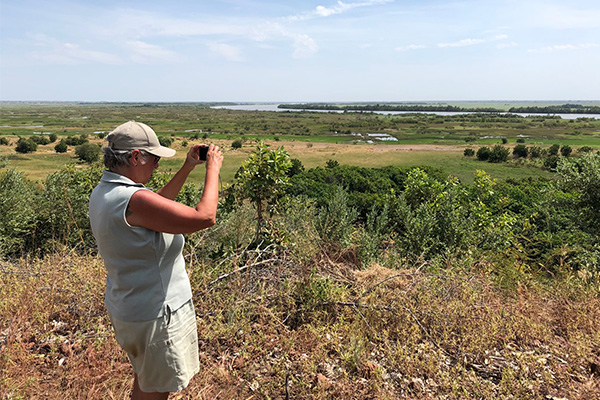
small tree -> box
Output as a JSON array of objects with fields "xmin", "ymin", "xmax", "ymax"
[
  {"xmin": 326, "ymin": 159, "xmax": 339, "ymax": 168},
  {"xmin": 476, "ymin": 146, "xmax": 491, "ymax": 161},
  {"xmin": 75, "ymin": 143, "xmax": 100, "ymax": 163},
  {"xmin": 489, "ymin": 145, "xmax": 509, "ymax": 163},
  {"xmin": 49, "ymin": 133, "xmax": 58, "ymax": 143},
  {"xmin": 560, "ymin": 145, "xmax": 572, "ymax": 157},
  {"xmin": 55, "ymin": 139, "xmax": 68, "ymax": 153},
  {"xmin": 548, "ymin": 144, "xmax": 560, "ymax": 156},
  {"xmin": 463, "ymin": 148, "xmax": 475, "ymax": 157},
  {"xmin": 513, "ymin": 144, "xmax": 529, "ymax": 159},
  {"xmin": 15, "ymin": 138, "xmax": 37, "ymax": 153},
  {"xmin": 0, "ymin": 137, "xmax": 9, "ymax": 146},
  {"xmin": 231, "ymin": 139, "xmax": 243, "ymax": 149},
  {"xmin": 530, "ymin": 146, "xmax": 542, "ymax": 158},
  {"xmin": 234, "ymin": 142, "xmax": 292, "ymax": 239}
]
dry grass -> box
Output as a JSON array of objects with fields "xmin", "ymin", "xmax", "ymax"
[{"xmin": 1, "ymin": 251, "xmax": 599, "ymax": 399}]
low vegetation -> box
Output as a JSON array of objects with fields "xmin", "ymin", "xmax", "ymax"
[
  {"xmin": 1, "ymin": 104, "xmax": 599, "ymax": 398},
  {"xmin": 1, "ymin": 134, "xmax": 600, "ymax": 398}
]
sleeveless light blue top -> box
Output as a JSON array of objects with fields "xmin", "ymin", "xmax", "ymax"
[{"xmin": 89, "ymin": 171, "xmax": 193, "ymax": 322}]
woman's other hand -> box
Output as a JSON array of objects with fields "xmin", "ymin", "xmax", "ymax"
[{"xmin": 205, "ymin": 144, "xmax": 223, "ymax": 172}]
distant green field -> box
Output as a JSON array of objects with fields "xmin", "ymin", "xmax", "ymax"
[{"xmin": 1, "ymin": 103, "xmax": 598, "ymax": 185}]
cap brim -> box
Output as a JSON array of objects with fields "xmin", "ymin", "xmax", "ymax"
[{"xmin": 147, "ymin": 146, "xmax": 176, "ymax": 158}]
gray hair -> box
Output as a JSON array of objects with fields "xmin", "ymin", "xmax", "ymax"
[{"xmin": 103, "ymin": 147, "xmax": 151, "ymax": 170}]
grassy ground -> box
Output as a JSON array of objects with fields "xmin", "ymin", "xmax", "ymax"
[
  {"xmin": 2, "ymin": 250, "xmax": 599, "ymax": 399},
  {"xmin": 1, "ymin": 136, "xmax": 554, "ymax": 185}
]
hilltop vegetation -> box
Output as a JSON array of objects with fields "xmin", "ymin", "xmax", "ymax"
[{"xmin": 1, "ymin": 104, "xmax": 600, "ymax": 398}]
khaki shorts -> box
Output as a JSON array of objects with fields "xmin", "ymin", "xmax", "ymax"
[{"xmin": 108, "ymin": 300, "xmax": 200, "ymax": 393}]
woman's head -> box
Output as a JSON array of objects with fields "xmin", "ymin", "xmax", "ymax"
[{"xmin": 103, "ymin": 121, "xmax": 175, "ymax": 171}]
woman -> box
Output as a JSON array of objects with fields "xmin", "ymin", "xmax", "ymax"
[{"xmin": 89, "ymin": 121, "xmax": 223, "ymax": 399}]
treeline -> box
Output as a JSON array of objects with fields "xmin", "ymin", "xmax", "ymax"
[
  {"xmin": 279, "ymin": 103, "xmax": 504, "ymax": 113},
  {"xmin": 508, "ymin": 103, "xmax": 600, "ymax": 114},
  {"xmin": 278, "ymin": 102, "xmax": 600, "ymax": 115}
]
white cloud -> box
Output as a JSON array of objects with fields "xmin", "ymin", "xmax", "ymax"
[
  {"xmin": 291, "ymin": 34, "xmax": 318, "ymax": 59},
  {"xmin": 528, "ymin": 43, "xmax": 600, "ymax": 53},
  {"xmin": 289, "ymin": 0, "xmax": 393, "ymax": 21},
  {"xmin": 438, "ymin": 38, "xmax": 486, "ymax": 48},
  {"xmin": 395, "ymin": 44, "xmax": 426, "ymax": 52},
  {"xmin": 126, "ymin": 40, "xmax": 180, "ymax": 63},
  {"xmin": 207, "ymin": 42, "xmax": 244, "ymax": 62},
  {"xmin": 28, "ymin": 34, "xmax": 121, "ymax": 65},
  {"xmin": 497, "ymin": 42, "xmax": 517, "ymax": 49}
]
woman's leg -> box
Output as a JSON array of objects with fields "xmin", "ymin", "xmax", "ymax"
[{"xmin": 132, "ymin": 373, "xmax": 169, "ymax": 400}]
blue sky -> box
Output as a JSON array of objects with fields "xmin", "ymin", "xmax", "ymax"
[{"xmin": 1, "ymin": 0, "xmax": 599, "ymax": 102}]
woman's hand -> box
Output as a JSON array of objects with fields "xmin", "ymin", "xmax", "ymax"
[
  {"xmin": 184, "ymin": 144, "xmax": 207, "ymax": 168},
  {"xmin": 205, "ymin": 144, "xmax": 223, "ymax": 172}
]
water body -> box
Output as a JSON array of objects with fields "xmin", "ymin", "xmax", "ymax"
[{"xmin": 212, "ymin": 104, "xmax": 600, "ymax": 120}]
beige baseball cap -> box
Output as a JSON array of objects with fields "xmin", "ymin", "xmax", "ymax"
[{"xmin": 106, "ymin": 120, "xmax": 176, "ymax": 158}]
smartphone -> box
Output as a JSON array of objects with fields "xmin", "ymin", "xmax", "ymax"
[{"xmin": 199, "ymin": 145, "xmax": 209, "ymax": 161}]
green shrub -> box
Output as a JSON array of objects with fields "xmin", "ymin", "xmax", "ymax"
[
  {"xmin": 75, "ymin": 143, "xmax": 100, "ymax": 163},
  {"xmin": 489, "ymin": 145, "xmax": 509, "ymax": 163},
  {"xmin": 530, "ymin": 146, "xmax": 542, "ymax": 158},
  {"xmin": 158, "ymin": 136, "xmax": 173, "ymax": 147},
  {"xmin": 512, "ymin": 144, "xmax": 528, "ymax": 158},
  {"xmin": 49, "ymin": 133, "xmax": 58, "ymax": 143},
  {"xmin": 54, "ymin": 139, "xmax": 68, "ymax": 153},
  {"xmin": 15, "ymin": 138, "xmax": 37, "ymax": 153},
  {"xmin": 287, "ymin": 158, "xmax": 305, "ymax": 177},
  {"xmin": 544, "ymin": 155, "xmax": 560, "ymax": 171},
  {"xmin": 0, "ymin": 137, "xmax": 9, "ymax": 146},
  {"xmin": 549, "ymin": 144, "xmax": 560, "ymax": 156},
  {"xmin": 463, "ymin": 148, "xmax": 475, "ymax": 157},
  {"xmin": 64, "ymin": 135, "xmax": 88, "ymax": 146},
  {"xmin": 516, "ymin": 138, "xmax": 525, "ymax": 143},
  {"xmin": 557, "ymin": 153, "xmax": 600, "ymax": 231},
  {"xmin": 30, "ymin": 135, "xmax": 50, "ymax": 145},
  {"xmin": 476, "ymin": 146, "xmax": 491, "ymax": 161},
  {"xmin": 0, "ymin": 169, "xmax": 38, "ymax": 256},
  {"xmin": 231, "ymin": 139, "xmax": 243, "ymax": 149},
  {"xmin": 577, "ymin": 146, "xmax": 594, "ymax": 154},
  {"xmin": 326, "ymin": 159, "xmax": 339, "ymax": 168},
  {"xmin": 314, "ymin": 186, "xmax": 357, "ymax": 249},
  {"xmin": 560, "ymin": 145, "xmax": 572, "ymax": 157}
]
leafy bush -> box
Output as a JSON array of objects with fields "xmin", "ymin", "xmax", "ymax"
[
  {"xmin": 232, "ymin": 142, "xmax": 292, "ymax": 239},
  {"xmin": 158, "ymin": 136, "xmax": 173, "ymax": 147},
  {"xmin": 0, "ymin": 169, "xmax": 38, "ymax": 256},
  {"xmin": 476, "ymin": 146, "xmax": 491, "ymax": 161},
  {"xmin": 463, "ymin": 148, "xmax": 475, "ymax": 157},
  {"xmin": 557, "ymin": 153, "xmax": 600, "ymax": 231},
  {"xmin": 512, "ymin": 144, "xmax": 528, "ymax": 158},
  {"xmin": 530, "ymin": 146, "xmax": 542, "ymax": 158},
  {"xmin": 326, "ymin": 159, "xmax": 339, "ymax": 168},
  {"xmin": 488, "ymin": 145, "xmax": 509, "ymax": 163},
  {"xmin": 55, "ymin": 140, "xmax": 68, "ymax": 153},
  {"xmin": 231, "ymin": 139, "xmax": 243, "ymax": 149},
  {"xmin": 544, "ymin": 155, "xmax": 560, "ymax": 171},
  {"xmin": 516, "ymin": 138, "xmax": 525, "ymax": 143},
  {"xmin": 64, "ymin": 135, "xmax": 88, "ymax": 146},
  {"xmin": 314, "ymin": 186, "xmax": 357, "ymax": 249},
  {"xmin": 49, "ymin": 133, "xmax": 58, "ymax": 143},
  {"xmin": 0, "ymin": 137, "xmax": 9, "ymax": 146},
  {"xmin": 30, "ymin": 135, "xmax": 50, "ymax": 145},
  {"xmin": 577, "ymin": 146, "xmax": 594, "ymax": 154},
  {"xmin": 548, "ymin": 144, "xmax": 560, "ymax": 156},
  {"xmin": 75, "ymin": 143, "xmax": 100, "ymax": 163},
  {"xmin": 287, "ymin": 158, "xmax": 305, "ymax": 177},
  {"xmin": 15, "ymin": 138, "xmax": 37, "ymax": 153},
  {"xmin": 560, "ymin": 145, "xmax": 572, "ymax": 157}
]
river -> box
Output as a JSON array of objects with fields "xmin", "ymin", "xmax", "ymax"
[{"xmin": 212, "ymin": 104, "xmax": 600, "ymax": 120}]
